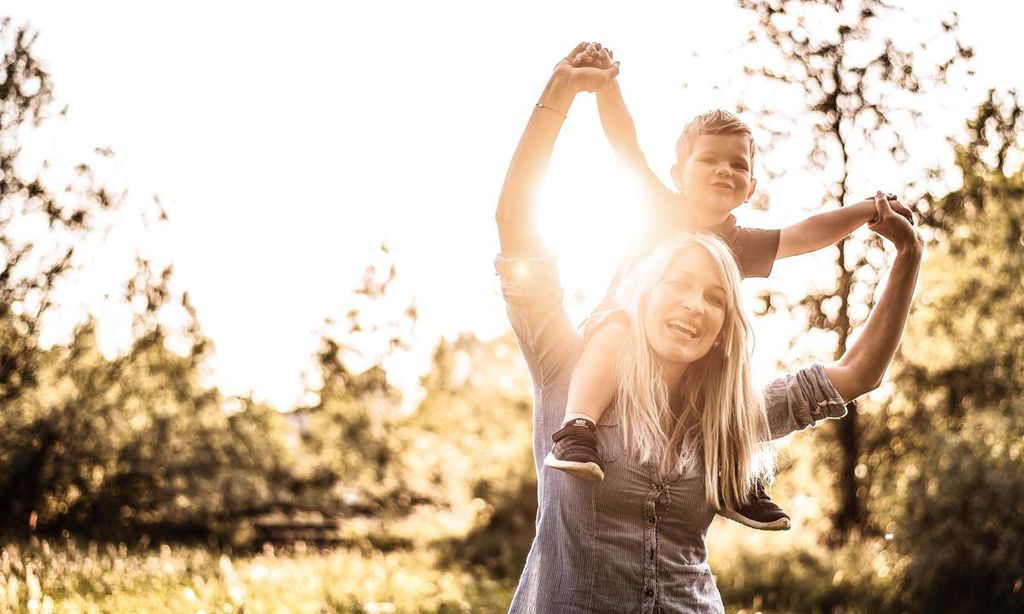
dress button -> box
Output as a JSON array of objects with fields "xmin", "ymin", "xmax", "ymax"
[{"xmin": 645, "ymin": 587, "xmax": 654, "ymax": 597}]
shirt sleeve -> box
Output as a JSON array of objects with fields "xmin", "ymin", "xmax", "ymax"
[
  {"xmin": 495, "ymin": 253, "xmax": 581, "ymax": 391},
  {"xmin": 732, "ymin": 226, "xmax": 781, "ymax": 279},
  {"xmin": 762, "ymin": 363, "xmax": 849, "ymax": 440}
]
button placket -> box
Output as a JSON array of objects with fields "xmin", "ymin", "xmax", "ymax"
[{"xmin": 640, "ymin": 459, "xmax": 663, "ymax": 613}]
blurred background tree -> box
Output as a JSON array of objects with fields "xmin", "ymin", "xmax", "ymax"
[
  {"xmin": 410, "ymin": 331, "xmax": 535, "ymax": 578},
  {"xmin": 291, "ymin": 336, "xmax": 407, "ymax": 517},
  {"xmin": 0, "ymin": 257, "xmax": 301, "ymax": 543},
  {"xmin": 0, "ymin": 18, "xmax": 298, "ymax": 544},
  {"xmin": 869, "ymin": 89, "xmax": 1024, "ymax": 612},
  {"xmin": 288, "ymin": 244, "xmax": 417, "ymax": 523},
  {"xmin": 0, "ymin": 16, "xmax": 125, "ymax": 536},
  {"xmin": 735, "ymin": 0, "xmax": 973, "ymax": 541}
]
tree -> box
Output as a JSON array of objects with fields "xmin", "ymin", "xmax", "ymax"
[
  {"xmin": 0, "ymin": 257, "xmax": 299, "ymax": 542},
  {"xmin": 412, "ymin": 332, "xmax": 536, "ymax": 578},
  {"xmin": 0, "ymin": 19, "xmax": 298, "ymax": 542},
  {"xmin": 869, "ymin": 91, "xmax": 1024, "ymax": 612},
  {"xmin": 735, "ymin": 0, "xmax": 973, "ymax": 540},
  {"xmin": 0, "ymin": 18, "xmax": 123, "ymax": 409},
  {"xmin": 293, "ymin": 336, "xmax": 407, "ymax": 514},
  {"xmin": 288, "ymin": 243, "xmax": 420, "ymax": 518},
  {"xmin": 0, "ymin": 17, "xmax": 126, "ymax": 536}
]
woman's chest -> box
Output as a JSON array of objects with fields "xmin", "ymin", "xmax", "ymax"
[{"xmin": 592, "ymin": 422, "xmax": 715, "ymax": 540}]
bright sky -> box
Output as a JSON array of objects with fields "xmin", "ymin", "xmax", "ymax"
[{"xmin": 4, "ymin": 1, "xmax": 1022, "ymax": 409}]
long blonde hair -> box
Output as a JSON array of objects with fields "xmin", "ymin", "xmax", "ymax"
[{"xmin": 614, "ymin": 233, "xmax": 772, "ymax": 510}]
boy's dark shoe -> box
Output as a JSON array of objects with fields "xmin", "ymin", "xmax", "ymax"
[
  {"xmin": 543, "ymin": 418, "xmax": 605, "ymax": 481},
  {"xmin": 719, "ymin": 480, "xmax": 791, "ymax": 531}
]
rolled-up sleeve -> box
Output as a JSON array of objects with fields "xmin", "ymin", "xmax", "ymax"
[
  {"xmin": 762, "ymin": 364, "xmax": 849, "ymax": 440},
  {"xmin": 495, "ymin": 254, "xmax": 580, "ymax": 390}
]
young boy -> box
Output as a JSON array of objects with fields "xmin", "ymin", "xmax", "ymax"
[{"xmin": 544, "ymin": 43, "xmax": 907, "ymax": 531}]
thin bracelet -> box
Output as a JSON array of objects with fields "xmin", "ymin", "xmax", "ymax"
[{"xmin": 535, "ymin": 102, "xmax": 567, "ymax": 119}]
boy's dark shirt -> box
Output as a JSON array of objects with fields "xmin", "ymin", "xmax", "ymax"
[{"xmin": 593, "ymin": 198, "xmax": 780, "ymax": 314}]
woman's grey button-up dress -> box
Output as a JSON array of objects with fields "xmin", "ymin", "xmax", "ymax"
[{"xmin": 496, "ymin": 254, "xmax": 848, "ymax": 614}]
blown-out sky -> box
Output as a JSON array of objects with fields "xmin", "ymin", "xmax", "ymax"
[{"xmin": 5, "ymin": 1, "xmax": 1022, "ymax": 409}]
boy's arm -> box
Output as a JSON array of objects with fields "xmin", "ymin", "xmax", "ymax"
[
  {"xmin": 777, "ymin": 195, "xmax": 912, "ymax": 258},
  {"xmin": 594, "ymin": 79, "xmax": 664, "ymax": 196},
  {"xmin": 572, "ymin": 44, "xmax": 673, "ymax": 217}
]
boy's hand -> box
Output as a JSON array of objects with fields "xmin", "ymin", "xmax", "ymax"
[
  {"xmin": 868, "ymin": 192, "xmax": 921, "ymax": 253},
  {"xmin": 861, "ymin": 193, "xmax": 913, "ymax": 225},
  {"xmin": 554, "ymin": 42, "xmax": 619, "ymax": 94}
]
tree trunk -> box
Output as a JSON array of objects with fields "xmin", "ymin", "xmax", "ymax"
[{"xmin": 833, "ymin": 240, "xmax": 860, "ymax": 540}]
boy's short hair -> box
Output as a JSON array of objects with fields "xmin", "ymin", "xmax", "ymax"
[{"xmin": 675, "ymin": 110, "xmax": 756, "ymax": 169}]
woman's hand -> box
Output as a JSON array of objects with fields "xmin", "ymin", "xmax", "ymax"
[
  {"xmin": 824, "ymin": 191, "xmax": 923, "ymax": 401},
  {"xmin": 497, "ymin": 43, "xmax": 618, "ymax": 257},
  {"xmin": 553, "ymin": 42, "xmax": 619, "ymax": 95},
  {"xmin": 571, "ymin": 42, "xmax": 616, "ymax": 69},
  {"xmin": 867, "ymin": 191, "xmax": 923, "ymax": 254}
]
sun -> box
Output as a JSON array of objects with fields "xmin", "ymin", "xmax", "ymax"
[{"xmin": 534, "ymin": 139, "xmax": 647, "ymax": 314}]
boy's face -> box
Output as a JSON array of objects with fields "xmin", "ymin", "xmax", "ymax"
[{"xmin": 671, "ymin": 134, "xmax": 757, "ymax": 218}]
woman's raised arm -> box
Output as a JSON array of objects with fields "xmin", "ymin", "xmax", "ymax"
[
  {"xmin": 824, "ymin": 192, "xmax": 924, "ymax": 401},
  {"xmin": 495, "ymin": 43, "xmax": 619, "ymax": 258}
]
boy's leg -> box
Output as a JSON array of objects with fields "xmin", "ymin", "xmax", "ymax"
[
  {"xmin": 719, "ymin": 479, "xmax": 791, "ymax": 531},
  {"xmin": 565, "ymin": 316, "xmax": 627, "ymax": 424},
  {"xmin": 544, "ymin": 316, "xmax": 629, "ymax": 481}
]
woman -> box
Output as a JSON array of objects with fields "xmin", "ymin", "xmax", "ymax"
[{"xmin": 494, "ymin": 44, "xmax": 923, "ymax": 613}]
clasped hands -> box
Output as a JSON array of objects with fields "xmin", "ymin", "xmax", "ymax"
[{"xmin": 553, "ymin": 42, "xmax": 619, "ymax": 94}]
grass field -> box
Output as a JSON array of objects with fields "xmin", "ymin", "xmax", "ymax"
[
  {"xmin": 0, "ymin": 537, "xmax": 516, "ymax": 614},
  {"xmin": 0, "ymin": 521, "xmax": 903, "ymax": 613}
]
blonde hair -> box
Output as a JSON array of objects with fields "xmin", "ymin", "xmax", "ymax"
[
  {"xmin": 675, "ymin": 109, "xmax": 756, "ymax": 170},
  {"xmin": 613, "ymin": 233, "xmax": 773, "ymax": 510}
]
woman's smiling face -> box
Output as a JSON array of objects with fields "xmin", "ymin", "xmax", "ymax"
[{"xmin": 642, "ymin": 244, "xmax": 728, "ymax": 376}]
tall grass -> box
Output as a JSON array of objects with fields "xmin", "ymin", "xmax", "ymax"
[
  {"xmin": 0, "ymin": 521, "xmax": 917, "ymax": 613},
  {"xmin": 0, "ymin": 537, "xmax": 515, "ymax": 613}
]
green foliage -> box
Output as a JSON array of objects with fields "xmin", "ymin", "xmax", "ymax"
[
  {"xmin": 0, "ymin": 263, "xmax": 299, "ymax": 543},
  {"xmin": 861, "ymin": 92, "xmax": 1024, "ymax": 612},
  {"xmin": 884, "ymin": 413, "xmax": 1024, "ymax": 612},
  {"xmin": 713, "ymin": 537, "xmax": 901, "ymax": 613},
  {"xmin": 290, "ymin": 321, "xmax": 537, "ymax": 574},
  {"xmin": 292, "ymin": 336, "xmax": 409, "ymax": 515},
  {"xmin": 0, "ymin": 18, "xmax": 122, "ymax": 412},
  {"xmin": 0, "ymin": 17, "xmax": 131, "ymax": 536},
  {"xmin": 409, "ymin": 333, "xmax": 536, "ymax": 577},
  {"xmin": 921, "ymin": 89, "xmax": 1024, "ymax": 232}
]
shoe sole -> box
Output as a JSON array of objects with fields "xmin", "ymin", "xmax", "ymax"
[
  {"xmin": 543, "ymin": 452, "xmax": 605, "ymax": 481},
  {"xmin": 719, "ymin": 508, "xmax": 791, "ymax": 531}
]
